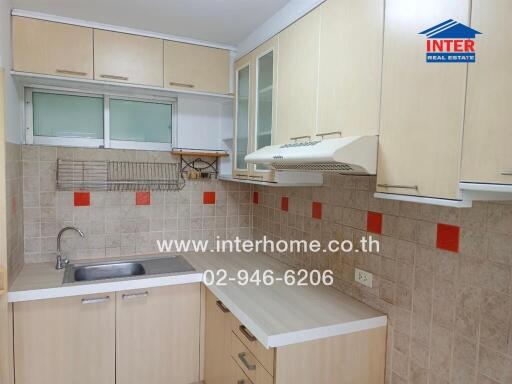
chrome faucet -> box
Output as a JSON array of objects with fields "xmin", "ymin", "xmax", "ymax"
[{"xmin": 56, "ymin": 227, "xmax": 85, "ymax": 270}]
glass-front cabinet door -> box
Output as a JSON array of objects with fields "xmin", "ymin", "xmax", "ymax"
[
  {"xmin": 250, "ymin": 37, "xmax": 277, "ymax": 182},
  {"xmin": 233, "ymin": 56, "xmax": 252, "ymax": 179}
]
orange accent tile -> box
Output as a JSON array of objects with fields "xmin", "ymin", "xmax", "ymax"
[
  {"xmin": 367, "ymin": 211, "xmax": 383, "ymax": 234},
  {"xmin": 136, "ymin": 191, "xmax": 151, "ymax": 205},
  {"xmin": 281, "ymin": 196, "xmax": 289, "ymax": 212},
  {"xmin": 74, "ymin": 191, "xmax": 90, "ymax": 207},
  {"xmin": 312, "ymin": 202, "xmax": 322, "ymax": 220},
  {"xmin": 203, "ymin": 191, "xmax": 216, "ymax": 205},
  {"xmin": 437, "ymin": 223, "xmax": 460, "ymax": 253}
]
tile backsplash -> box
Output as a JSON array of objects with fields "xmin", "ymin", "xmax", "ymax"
[
  {"xmin": 252, "ymin": 174, "xmax": 512, "ymax": 384},
  {"xmin": 22, "ymin": 145, "xmax": 252, "ymax": 263}
]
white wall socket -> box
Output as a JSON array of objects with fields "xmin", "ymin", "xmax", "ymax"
[{"xmin": 355, "ymin": 268, "xmax": 373, "ymax": 288}]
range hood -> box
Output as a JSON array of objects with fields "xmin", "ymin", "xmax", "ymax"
[{"xmin": 245, "ymin": 135, "xmax": 378, "ymax": 174}]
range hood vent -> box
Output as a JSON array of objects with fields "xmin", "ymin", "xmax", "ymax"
[{"xmin": 245, "ymin": 136, "xmax": 378, "ymax": 175}]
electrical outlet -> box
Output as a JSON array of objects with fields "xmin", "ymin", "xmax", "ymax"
[{"xmin": 355, "ymin": 268, "xmax": 373, "ymax": 288}]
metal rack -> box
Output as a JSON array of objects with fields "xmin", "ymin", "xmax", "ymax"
[{"xmin": 57, "ymin": 159, "xmax": 185, "ymax": 191}]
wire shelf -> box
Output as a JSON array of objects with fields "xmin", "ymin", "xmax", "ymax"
[{"xmin": 57, "ymin": 159, "xmax": 185, "ymax": 191}]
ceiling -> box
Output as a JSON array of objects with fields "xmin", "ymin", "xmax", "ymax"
[{"xmin": 11, "ymin": 0, "xmax": 291, "ymax": 46}]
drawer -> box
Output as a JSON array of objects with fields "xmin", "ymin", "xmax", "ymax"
[
  {"xmin": 230, "ymin": 356, "xmax": 253, "ymax": 384},
  {"xmin": 231, "ymin": 333, "xmax": 273, "ymax": 384},
  {"xmin": 232, "ymin": 320, "xmax": 275, "ymax": 375}
]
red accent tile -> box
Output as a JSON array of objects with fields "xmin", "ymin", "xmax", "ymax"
[
  {"xmin": 312, "ymin": 202, "xmax": 322, "ymax": 220},
  {"xmin": 436, "ymin": 223, "xmax": 460, "ymax": 253},
  {"xmin": 367, "ymin": 211, "xmax": 383, "ymax": 234},
  {"xmin": 281, "ymin": 196, "xmax": 289, "ymax": 212},
  {"xmin": 253, "ymin": 191, "xmax": 259, "ymax": 204},
  {"xmin": 136, "ymin": 191, "xmax": 151, "ymax": 205},
  {"xmin": 74, "ymin": 191, "xmax": 90, "ymax": 207},
  {"xmin": 203, "ymin": 191, "xmax": 216, "ymax": 205}
]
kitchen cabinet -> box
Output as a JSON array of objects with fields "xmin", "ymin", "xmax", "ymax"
[
  {"xmin": 231, "ymin": 334, "xmax": 273, "ymax": 384},
  {"xmin": 164, "ymin": 41, "xmax": 230, "ymax": 94},
  {"xmin": 376, "ymin": 0, "xmax": 469, "ymax": 200},
  {"xmin": 94, "ymin": 29, "xmax": 164, "ymax": 87},
  {"xmin": 12, "ymin": 16, "xmax": 93, "ymax": 79},
  {"xmin": 275, "ymin": 8, "xmax": 321, "ymax": 145},
  {"xmin": 204, "ymin": 289, "xmax": 235, "ymax": 384},
  {"xmin": 13, "ymin": 293, "xmax": 116, "ymax": 384},
  {"xmin": 116, "ymin": 284, "xmax": 200, "ymax": 384},
  {"xmin": 233, "ymin": 54, "xmax": 253, "ymax": 179},
  {"xmin": 461, "ymin": 0, "xmax": 512, "ymax": 185},
  {"xmin": 316, "ymin": 0, "xmax": 383, "ymax": 138}
]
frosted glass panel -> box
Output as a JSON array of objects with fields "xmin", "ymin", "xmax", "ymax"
[
  {"xmin": 256, "ymin": 51, "xmax": 273, "ymax": 171},
  {"xmin": 236, "ymin": 65, "xmax": 250, "ymax": 170},
  {"xmin": 33, "ymin": 92, "xmax": 104, "ymax": 138},
  {"xmin": 110, "ymin": 99, "xmax": 172, "ymax": 143}
]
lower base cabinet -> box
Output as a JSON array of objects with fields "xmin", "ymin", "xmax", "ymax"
[
  {"xmin": 13, "ymin": 283, "xmax": 201, "ymax": 384},
  {"xmin": 204, "ymin": 286, "xmax": 387, "ymax": 384}
]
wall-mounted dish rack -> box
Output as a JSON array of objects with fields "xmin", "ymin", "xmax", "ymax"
[{"xmin": 56, "ymin": 159, "xmax": 185, "ymax": 191}]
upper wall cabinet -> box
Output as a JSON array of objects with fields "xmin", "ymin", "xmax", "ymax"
[
  {"xmin": 164, "ymin": 41, "xmax": 230, "ymax": 94},
  {"xmin": 94, "ymin": 30, "xmax": 164, "ymax": 87},
  {"xmin": 275, "ymin": 8, "xmax": 321, "ymax": 145},
  {"xmin": 376, "ymin": 0, "xmax": 469, "ymax": 200},
  {"xmin": 12, "ymin": 16, "xmax": 93, "ymax": 79},
  {"xmin": 316, "ymin": 0, "xmax": 383, "ymax": 138},
  {"xmin": 461, "ymin": 0, "xmax": 512, "ymax": 185}
]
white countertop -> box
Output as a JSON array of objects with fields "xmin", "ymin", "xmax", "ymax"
[{"xmin": 9, "ymin": 252, "xmax": 387, "ymax": 348}]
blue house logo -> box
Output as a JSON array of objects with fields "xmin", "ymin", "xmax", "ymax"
[{"xmin": 419, "ymin": 19, "xmax": 482, "ymax": 63}]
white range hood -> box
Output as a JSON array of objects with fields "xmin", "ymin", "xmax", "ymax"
[{"xmin": 245, "ymin": 136, "xmax": 379, "ymax": 175}]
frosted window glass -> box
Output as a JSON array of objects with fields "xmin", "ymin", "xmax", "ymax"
[
  {"xmin": 236, "ymin": 66, "xmax": 250, "ymax": 170},
  {"xmin": 110, "ymin": 99, "xmax": 172, "ymax": 143},
  {"xmin": 33, "ymin": 92, "xmax": 104, "ymax": 138},
  {"xmin": 256, "ymin": 51, "xmax": 273, "ymax": 171}
]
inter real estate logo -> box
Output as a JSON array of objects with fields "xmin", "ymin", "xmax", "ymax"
[{"xmin": 419, "ymin": 19, "xmax": 481, "ymax": 63}]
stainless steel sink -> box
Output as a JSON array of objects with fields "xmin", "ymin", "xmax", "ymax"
[{"xmin": 63, "ymin": 256, "xmax": 195, "ymax": 284}]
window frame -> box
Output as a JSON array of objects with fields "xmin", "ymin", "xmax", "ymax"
[{"xmin": 24, "ymin": 87, "xmax": 178, "ymax": 151}]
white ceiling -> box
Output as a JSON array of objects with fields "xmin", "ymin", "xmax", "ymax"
[{"xmin": 11, "ymin": 0, "xmax": 291, "ymax": 46}]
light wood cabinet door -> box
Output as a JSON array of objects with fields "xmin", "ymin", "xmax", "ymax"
[
  {"xmin": 116, "ymin": 284, "xmax": 200, "ymax": 384},
  {"xmin": 275, "ymin": 8, "xmax": 321, "ymax": 145},
  {"xmin": 204, "ymin": 289, "xmax": 233, "ymax": 384},
  {"xmin": 317, "ymin": 0, "xmax": 383, "ymax": 138},
  {"xmin": 12, "ymin": 16, "xmax": 93, "ymax": 79},
  {"xmin": 164, "ymin": 41, "xmax": 230, "ymax": 94},
  {"xmin": 461, "ymin": 0, "xmax": 512, "ymax": 184},
  {"xmin": 13, "ymin": 293, "xmax": 115, "ymax": 384},
  {"xmin": 377, "ymin": 0, "xmax": 469, "ymax": 199},
  {"xmin": 94, "ymin": 29, "xmax": 164, "ymax": 87}
]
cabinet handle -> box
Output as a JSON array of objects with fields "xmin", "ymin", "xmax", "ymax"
[
  {"xmin": 122, "ymin": 291, "xmax": 149, "ymax": 300},
  {"xmin": 238, "ymin": 352, "xmax": 256, "ymax": 371},
  {"xmin": 239, "ymin": 325, "xmax": 257, "ymax": 342},
  {"xmin": 169, "ymin": 81, "xmax": 195, "ymax": 88},
  {"xmin": 501, "ymin": 172, "xmax": 512, "ymax": 176},
  {"xmin": 56, "ymin": 69, "xmax": 87, "ymax": 76},
  {"xmin": 377, "ymin": 184, "xmax": 418, "ymax": 190},
  {"xmin": 100, "ymin": 74, "xmax": 129, "ymax": 81},
  {"xmin": 316, "ymin": 131, "xmax": 342, "ymax": 139},
  {"xmin": 290, "ymin": 135, "xmax": 311, "ymax": 142},
  {"xmin": 237, "ymin": 380, "xmax": 246, "ymax": 384},
  {"xmin": 249, "ymin": 175, "xmax": 264, "ymax": 179},
  {"xmin": 216, "ymin": 300, "xmax": 230, "ymax": 313},
  {"xmin": 81, "ymin": 296, "xmax": 110, "ymax": 305},
  {"xmin": 235, "ymin": 173, "xmax": 246, "ymax": 177}
]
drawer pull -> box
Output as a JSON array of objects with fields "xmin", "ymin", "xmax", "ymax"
[
  {"xmin": 501, "ymin": 172, "xmax": 512, "ymax": 176},
  {"xmin": 56, "ymin": 69, "xmax": 87, "ymax": 76},
  {"xmin": 122, "ymin": 291, "xmax": 149, "ymax": 300},
  {"xmin": 239, "ymin": 325, "xmax": 257, "ymax": 342},
  {"xmin": 169, "ymin": 81, "xmax": 195, "ymax": 88},
  {"xmin": 316, "ymin": 131, "xmax": 342, "ymax": 139},
  {"xmin": 290, "ymin": 135, "xmax": 311, "ymax": 142},
  {"xmin": 235, "ymin": 173, "xmax": 247, "ymax": 178},
  {"xmin": 377, "ymin": 184, "xmax": 418, "ymax": 190},
  {"xmin": 238, "ymin": 352, "xmax": 256, "ymax": 371},
  {"xmin": 100, "ymin": 74, "xmax": 129, "ymax": 81},
  {"xmin": 249, "ymin": 175, "xmax": 264, "ymax": 179},
  {"xmin": 216, "ymin": 300, "xmax": 230, "ymax": 313},
  {"xmin": 237, "ymin": 380, "xmax": 246, "ymax": 384},
  {"xmin": 81, "ymin": 296, "xmax": 110, "ymax": 305}
]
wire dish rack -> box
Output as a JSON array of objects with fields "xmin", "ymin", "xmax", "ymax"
[{"xmin": 56, "ymin": 159, "xmax": 186, "ymax": 191}]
